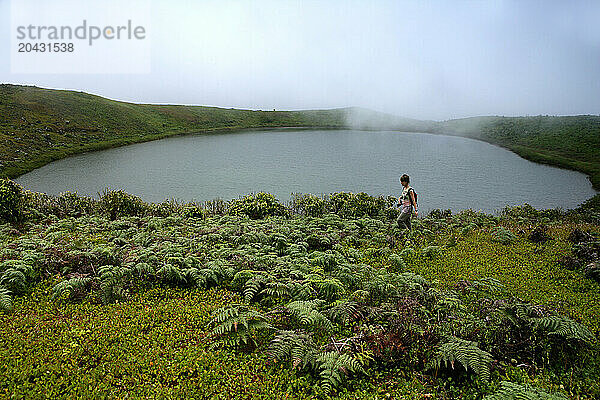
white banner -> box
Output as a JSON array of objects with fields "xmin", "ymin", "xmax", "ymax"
[{"xmin": 10, "ymin": 0, "xmax": 151, "ymax": 74}]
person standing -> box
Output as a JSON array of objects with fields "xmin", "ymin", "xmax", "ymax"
[{"xmin": 397, "ymin": 174, "xmax": 418, "ymax": 230}]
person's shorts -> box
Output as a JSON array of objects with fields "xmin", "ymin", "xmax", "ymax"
[{"xmin": 397, "ymin": 211, "xmax": 411, "ymax": 224}]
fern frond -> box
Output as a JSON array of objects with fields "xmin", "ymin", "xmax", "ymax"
[
  {"xmin": 422, "ymin": 245, "xmax": 442, "ymax": 258},
  {"xmin": 471, "ymin": 277, "xmax": 505, "ymax": 295},
  {"xmin": 0, "ymin": 287, "xmax": 13, "ymax": 312},
  {"xmin": 260, "ymin": 281, "xmax": 292, "ymax": 302},
  {"xmin": 491, "ymin": 227, "xmax": 517, "ymax": 244},
  {"xmin": 388, "ymin": 253, "xmax": 406, "ymax": 270},
  {"xmin": 267, "ymin": 330, "xmax": 319, "ymax": 371},
  {"xmin": 427, "ymin": 336, "xmax": 493, "ymax": 382},
  {"xmin": 316, "ymin": 278, "xmax": 345, "ymax": 301},
  {"xmin": 289, "ymin": 281, "xmax": 318, "ymax": 301},
  {"xmin": 0, "ymin": 269, "xmax": 26, "ymax": 294},
  {"xmin": 398, "ymin": 272, "xmax": 429, "ymax": 292},
  {"xmin": 242, "ymin": 273, "xmax": 271, "ymax": 303},
  {"xmin": 497, "ymin": 302, "xmax": 542, "ymax": 326},
  {"xmin": 534, "ymin": 315, "xmax": 595, "ymax": 344},
  {"xmin": 98, "ymin": 265, "xmax": 131, "ymax": 304},
  {"xmin": 316, "ymin": 351, "xmax": 365, "ymax": 394},
  {"xmin": 52, "ymin": 276, "xmax": 92, "ymax": 300},
  {"xmin": 484, "ymin": 381, "xmax": 569, "ymax": 400},
  {"xmin": 157, "ymin": 263, "xmax": 186, "ymax": 285},
  {"xmin": 286, "ymin": 300, "xmax": 333, "ymax": 333},
  {"xmin": 186, "ymin": 268, "xmax": 219, "ymax": 288},
  {"xmin": 210, "ymin": 304, "xmax": 273, "ymax": 348},
  {"xmin": 324, "ymin": 300, "xmax": 359, "ymax": 325},
  {"xmin": 132, "ymin": 262, "xmax": 155, "ymax": 278},
  {"xmin": 500, "ymin": 303, "xmax": 595, "ymax": 344},
  {"xmin": 206, "ymin": 259, "xmax": 234, "ymax": 282},
  {"xmin": 232, "ymin": 270, "xmax": 261, "ymax": 289}
]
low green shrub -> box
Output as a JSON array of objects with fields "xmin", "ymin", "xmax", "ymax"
[
  {"xmin": 290, "ymin": 193, "xmax": 326, "ymax": 217},
  {"xmin": 0, "ymin": 179, "xmax": 24, "ymax": 223},
  {"xmin": 99, "ymin": 189, "xmax": 148, "ymax": 220},
  {"xmin": 326, "ymin": 192, "xmax": 394, "ymax": 219},
  {"xmin": 491, "ymin": 227, "xmax": 517, "ymax": 244},
  {"xmin": 227, "ymin": 192, "xmax": 287, "ymax": 219},
  {"xmin": 181, "ymin": 203, "xmax": 205, "ymax": 219}
]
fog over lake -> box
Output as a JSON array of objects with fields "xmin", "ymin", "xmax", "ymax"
[{"xmin": 15, "ymin": 129, "xmax": 597, "ymax": 213}]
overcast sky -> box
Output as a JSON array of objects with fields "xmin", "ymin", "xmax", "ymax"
[{"xmin": 1, "ymin": 0, "xmax": 599, "ymax": 120}]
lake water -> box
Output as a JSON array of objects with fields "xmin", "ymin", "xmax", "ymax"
[{"xmin": 14, "ymin": 129, "xmax": 597, "ymax": 213}]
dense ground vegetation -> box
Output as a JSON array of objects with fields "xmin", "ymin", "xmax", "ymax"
[
  {"xmin": 2, "ymin": 84, "xmax": 599, "ymax": 192},
  {"xmin": 1, "ymin": 179, "xmax": 599, "ymax": 399}
]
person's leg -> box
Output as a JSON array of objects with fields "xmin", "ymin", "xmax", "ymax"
[{"xmin": 397, "ymin": 211, "xmax": 410, "ymax": 230}]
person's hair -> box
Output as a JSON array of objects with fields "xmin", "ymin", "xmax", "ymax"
[{"xmin": 400, "ymin": 174, "xmax": 410, "ymax": 184}]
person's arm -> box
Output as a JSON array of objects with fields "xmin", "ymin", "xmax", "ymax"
[{"xmin": 409, "ymin": 190, "xmax": 418, "ymax": 216}]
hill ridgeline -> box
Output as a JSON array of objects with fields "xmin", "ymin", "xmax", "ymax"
[{"xmin": 1, "ymin": 84, "xmax": 599, "ymax": 191}]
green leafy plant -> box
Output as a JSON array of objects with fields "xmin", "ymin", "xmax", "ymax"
[
  {"xmin": 491, "ymin": 227, "xmax": 517, "ymax": 244},
  {"xmin": 484, "ymin": 381, "xmax": 569, "ymax": 400},
  {"xmin": 316, "ymin": 351, "xmax": 365, "ymax": 394},
  {"xmin": 210, "ymin": 304, "xmax": 273, "ymax": 348},
  {"xmin": 98, "ymin": 265, "xmax": 131, "ymax": 304},
  {"xmin": 534, "ymin": 315, "xmax": 595, "ymax": 343},
  {"xmin": 427, "ymin": 336, "xmax": 493, "ymax": 382},
  {"xmin": 267, "ymin": 330, "xmax": 319, "ymax": 371},
  {"xmin": 0, "ymin": 287, "xmax": 13, "ymax": 312},
  {"xmin": 227, "ymin": 193, "xmax": 287, "ymax": 219},
  {"xmin": 99, "ymin": 189, "xmax": 147, "ymax": 220},
  {"xmin": 52, "ymin": 276, "xmax": 92, "ymax": 301},
  {"xmin": 0, "ymin": 179, "xmax": 24, "ymax": 223},
  {"xmin": 285, "ymin": 299, "xmax": 334, "ymax": 333}
]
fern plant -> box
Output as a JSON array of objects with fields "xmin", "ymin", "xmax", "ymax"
[
  {"xmin": 316, "ymin": 351, "xmax": 365, "ymax": 394},
  {"xmin": 267, "ymin": 330, "xmax": 319, "ymax": 371},
  {"xmin": 132, "ymin": 262, "xmax": 155, "ymax": 279},
  {"xmin": 484, "ymin": 381, "xmax": 569, "ymax": 400},
  {"xmin": 185, "ymin": 268, "xmax": 219, "ymax": 289},
  {"xmin": 324, "ymin": 300, "xmax": 359, "ymax": 325},
  {"xmin": 157, "ymin": 263, "xmax": 186, "ymax": 285},
  {"xmin": 260, "ymin": 281, "xmax": 292, "ymax": 304},
  {"xmin": 0, "ymin": 287, "xmax": 13, "ymax": 312},
  {"xmin": 491, "ymin": 226, "xmax": 517, "ymax": 244},
  {"xmin": 210, "ymin": 304, "xmax": 273, "ymax": 348},
  {"xmin": 427, "ymin": 336, "xmax": 493, "ymax": 382},
  {"xmin": 315, "ymin": 278, "xmax": 345, "ymax": 302},
  {"xmin": 534, "ymin": 315, "xmax": 595, "ymax": 344},
  {"xmin": 388, "ymin": 253, "xmax": 406, "ymax": 271},
  {"xmin": 243, "ymin": 273, "xmax": 270, "ymax": 303},
  {"xmin": 500, "ymin": 303, "xmax": 595, "ymax": 344},
  {"xmin": 0, "ymin": 268, "xmax": 28, "ymax": 294},
  {"xmin": 98, "ymin": 265, "xmax": 131, "ymax": 304},
  {"xmin": 285, "ymin": 299, "xmax": 333, "ymax": 333},
  {"xmin": 52, "ymin": 276, "xmax": 92, "ymax": 301}
]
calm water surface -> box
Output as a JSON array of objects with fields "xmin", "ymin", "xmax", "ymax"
[{"xmin": 15, "ymin": 129, "xmax": 597, "ymax": 213}]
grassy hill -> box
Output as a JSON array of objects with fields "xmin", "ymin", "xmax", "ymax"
[
  {"xmin": 437, "ymin": 116, "xmax": 600, "ymax": 189},
  {"xmin": 0, "ymin": 84, "xmax": 354, "ymax": 179},
  {"xmin": 1, "ymin": 84, "xmax": 599, "ymax": 193}
]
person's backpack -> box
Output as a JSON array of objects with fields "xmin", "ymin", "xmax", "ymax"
[{"xmin": 409, "ymin": 188, "xmax": 418, "ymax": 209}]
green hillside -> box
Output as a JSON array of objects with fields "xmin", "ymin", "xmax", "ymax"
[
  {"xmin": 438, "ymin": 116, "xmax": 600, "ymax": 189},
  {"xmin": 0, "ymin": 84, "xmax": 349, "ymax": 178},
  {"xmin": 1, "ymin": 84, "xmax": 599, "ymax": 192}
]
